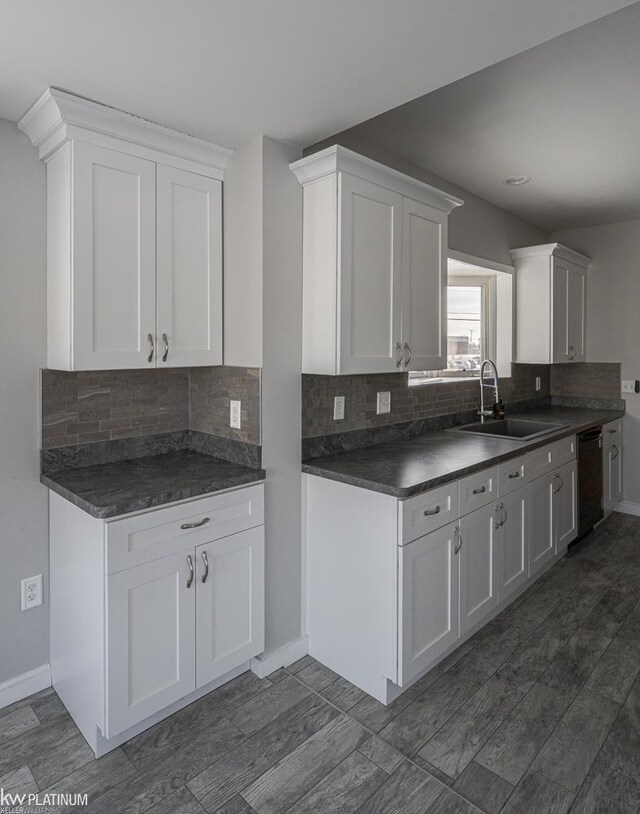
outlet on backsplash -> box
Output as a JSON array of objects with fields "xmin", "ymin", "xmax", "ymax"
[
  {"xmin": 376, "ymin": 391, "xmax": 391, "ymax": 415},
  {"xmin": 333, "ymin": 396, "xmax": 345, "ymax": 420}
]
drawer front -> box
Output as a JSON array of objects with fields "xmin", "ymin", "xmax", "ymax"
[
  {"xmin": 400, "ymin": 483, "xmax": 458, "ymax": 545},
  {"xmin": 603, "ymin": 419, "xmax": 623, "ymax": 442},
  {"xmin": 498, "ymin": 456, "xmax": 529, "ymax": 496},
  {"xmin": 552, "ymin": 435, "xmax": 577, "ymax": 467},
  {"xmin": 458, "ymin": 467, "xmax": 498, "ymax": 516},
  {"xmin": 527, "ymin": 443, "xmax": 555, "ymax": 479},
  {"xmin": 107, "ymin": 485, "xmax": 264, "ymax": 574}
]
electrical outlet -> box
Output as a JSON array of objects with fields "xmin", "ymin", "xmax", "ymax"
[
  {"xmin": 21, "ymin": 574, "xmax": 42, "ymax": 611},
  {"xmin": 535, "ymin": 376, "xmax": 541, "ymax": 392},
  {"xmin": 230, "ymin": 400, "xmax": 242, "ymax": 429},
  {"xmin": 622, "ymin": 380, "xmax": 636, "ymax": 394},
  {"xmin": 376, "ymin": 391, "xmax": 391, "ymax": 415},
  {"xmin": 333, "ymin": 396, "xmax": 345, "ymax": 420}
]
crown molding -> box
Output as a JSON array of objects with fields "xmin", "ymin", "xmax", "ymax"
[
  {"xmin": 290, "ymin": 145, "xmax": 464, "ymax": 214},
  {"xmin": 18, "ymin": 88, "xmax": 233, "ymax": 177},
  {"xmin": 510, "ymin": 242, "xmax": 591, "ymax": 267}
]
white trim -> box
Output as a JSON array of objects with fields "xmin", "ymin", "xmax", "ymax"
[
  {"xmin": 0, "ymin": 664, "xmax": 51, "ymax": 709},
  {"xmin": 290, "ymin": 145, "xmax": 463, "ymax": 213},
  {"xmin": 510, "ymin": 242, "xmax": 590, "ymax": 267},
  {"xmin": 615, "ymin": 500, "xmax": 640, "ymax": 517},
  {"xmin": 448, "ymin": 249, "xmax": 514, "ymax": 275},
  {"xmin": 250, "ymin": 635, "xmax": 309, "ymax": 679},
  {"xmin": 18, "ymin": 88, "xmax": 233, "ymax": 177}
]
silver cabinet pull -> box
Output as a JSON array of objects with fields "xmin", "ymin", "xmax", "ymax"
[
  {"xmin": 612, "ymin": 444, "xmax": 619, "ymax": 460},
  {"xmin": 508, "ymin": 471, "xmax": 521, "ymax": 479},
  {"xmin": 553, "ymin": 473, "xmax": 562, "ymax": 494},
  {"xmin": 495, "ymin": 504, "xmax": 502, "ymax": 529},
  {"xmin": 569, "ymin": 345, "xmax": 576, "ymax": 360},
  {"xmin": 608, "ymin": 429, "xmax": 617, "ymax": 434},
  {"xmin": 423, "ymin": 506, "xmax": 441, "ymax": 516},
  {"xmin": 162, "ymin": 333, "xmax": 169, "ymax": 362},
  {"xmin": 473, "ymin": 485, "xmax": 487, "ymax": 495},
  {"xmin": 181, "ymin": 517, "xmax": 210, "ymax": 530},
  {"xmin": 395, "ymin": 341, "xmax": 403, "ymax": 367},
  {"xmin": 201, "ymin": 551, "xmax": 209, "ymax": 583},
  {"xmin": 501, "ymin": 505, "xmax": 508, "ymax": 527},
  {"xmin": 186, "ymin": 555, "xmax": 194, "ymax": 589},
  {"xmin": 147, "ymin": 333, "xmax": 155, "ymax": 363},
  {"xmin": 404, "ymin": 342, "xmax": 412, "ymax": 365},
  {"xmin": 453, "ymin": 526, "xmax": 462, "ymax": 554}
]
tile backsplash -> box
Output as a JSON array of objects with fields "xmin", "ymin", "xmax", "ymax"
[
  {"xmin": 41, "ymin": 366, "xmax": 261, "ymax": 449},
  {"xmin": 302, "ymin": 364, "xmax": 550, "ymax": 438},
  {"xmin": 550, "ymin": 362, "xmax": 621, "ymax": 400}
]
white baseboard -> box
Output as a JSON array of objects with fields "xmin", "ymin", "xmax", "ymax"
[
  {"xmin": 0, "ymin": 664, "xmax": 51, "ymax": 709},
  {"xmin": 616, "ymin": 500, "xmax": 640, "ymax": 517},
  {"xmin": 251, "ymin": 635, "xmax": 309, "ymax": 679}
]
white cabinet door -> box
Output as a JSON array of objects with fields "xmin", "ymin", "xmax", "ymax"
[
  {"xmin": 398, "ymin": 523, "xmax": 459, "ymax": 685},
  {"xmin": 401, "ymin": 198, "xmax": 447, "ymax": 371},
  {"xmin": 554, "ymin": 461, "xmax": 578, "ymax": 551},
  {"xmin": 498, "ymin": 487, "xmax": 529, "ymax": 603},
  {"xmin": 567, "ymin": 262, "xmax": 586, "ymax": 362},
  {"xmin": 106, "ymin": 551, "xmax": 195, "ymax": 737},
  {"xmin": 551, "ymin": 259, "xmax": 570, "ymax": 363},
  {"xmin": 338, "ymin": 173, "xmax": 403, "ymax": 373},
  {"xmin": 72, "ymin": 142, "xmax": 157, "ymax": 370},
  {"xmin": 604, "ymin": 441, "xmax": 623, "ymax": 514},
  {"xmin": 156, "ymin": 166, "xmax": 223, "ymax": 367},
  {"xmin": 529, "ymin": 472, "xmax": 555, "ymax": 575},
  {"xmin": 196, "ymin": 526, "xmax": 265, "ymax": 688},
  {"xmin": 459, "ymin": 503, "xmax": 498, "ymax": 637}
]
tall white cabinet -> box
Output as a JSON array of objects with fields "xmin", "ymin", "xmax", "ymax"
[
  {"xmin": 511, "ymin": 243, "xmax": 589, "ymax": 364},
  {"xmin": 290, "ymin": 146, "xmax": 463, "ymax": 374},
  {"xmin": 19, "ymin": 88, "xmax": 230, "ymax": 370}
]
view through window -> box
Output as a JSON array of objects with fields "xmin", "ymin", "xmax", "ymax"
[{"xmin": 447, "ymin": 284, "xmax": 484, "ymax": 371}]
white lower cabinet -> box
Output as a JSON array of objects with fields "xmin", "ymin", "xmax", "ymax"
[
  {"xmin": 459, "ymin": 504, "xmax": 498, "ymax": 636},
  {"xmin": 604, "ymin": 439, "xmax": 623, "ymax": 514},
  {"xmin": 398, "ymin": 523, "xmax": 459, "ymax": 685},
  {"xmin": 49, "ymin": 484, "xmax": 265, "ymax": 756},
  {"xmin": 306, "ymin": 432, "xmax": 582, "ymax": 706},
  {"xmin": 498, "ymin": 486, "xmax": 529, "ymax": 602}
]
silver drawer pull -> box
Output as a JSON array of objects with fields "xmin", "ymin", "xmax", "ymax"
[
  {"xmin": 608, "ymin": 429, "xmax": 617, "ymax": 433},
  {"xmin": 508, "ymin": 471, "xmax": 521, "ymax": 479},
  {"xmin": 186, "ymin": 555, "xmax": 194, "ymax": 589},
  {"xmin": 423, "ymin": 506, "xmax": 441, "ymax": 516},
  {"xmin": 473, "ymin": 486, "xmax": 487, "ymax": 495},
  {"xmin": 181, "ymin": 517, "xmax": 210, "ymax": 530},
  {"xmin": 201, "ymin": 551, "xmax": 209, "ymax": 583}
]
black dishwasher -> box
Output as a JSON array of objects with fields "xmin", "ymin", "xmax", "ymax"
[{"xmin": 577, "ymin": 427, "xmax": 604, "ymax": 539}]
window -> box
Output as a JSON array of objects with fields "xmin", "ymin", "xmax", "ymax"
[{"xmin": 446, "ymin": 279, "xmax": 488, "ymax": 373}]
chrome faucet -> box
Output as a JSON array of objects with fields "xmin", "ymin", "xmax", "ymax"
[{"xmin": 478, "ymin": 359, "xmax": 500, "ymax": 422}]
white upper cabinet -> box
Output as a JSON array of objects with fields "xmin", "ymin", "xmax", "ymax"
[
  {"xmin": 290, "ymin": 146, "xmax": 462, "ymax": 375},
  {"xmin": 19, "ymin": 88, "xmax": 230, "ymax": 370},
  {"xmin": 512, "ymin": 243, "xmax": 589, "ymax": 365}
]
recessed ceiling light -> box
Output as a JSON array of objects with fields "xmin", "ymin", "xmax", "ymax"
[{"xmin": 504, "ymin": 175, "xmax": 531, "ymax": 186}]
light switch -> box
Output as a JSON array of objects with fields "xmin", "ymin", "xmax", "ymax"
[
  {"xmin": 622, "ymin": 381, "xmax": 636, "ymax": 394},
  {"xmin": 376, "ymin": 391, "xmax": 391, "ymax": 415},
  {"xmin": 230, "ymin": 400, "xmax": 242, "ymax": 429},
  {"xmin": 333, "ymin": 396, "xmax": 345, "ymax": 420}
]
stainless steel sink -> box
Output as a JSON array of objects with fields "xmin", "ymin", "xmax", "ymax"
[{"xmin": 451, "ymin": 418, "xmax": 567, "ymax": 441}]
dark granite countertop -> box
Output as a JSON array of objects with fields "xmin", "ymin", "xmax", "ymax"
[
  {"xmin": 302, "ymin": 407, "xmax": 624, "ymax": 498},
  {"xmin": 42, "ymin": 450, "xmax": 266, "ymax": 519}
]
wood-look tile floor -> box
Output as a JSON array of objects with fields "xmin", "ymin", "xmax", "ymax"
[{"xmin": 4, "ymin": 512, "xmax": 640, "ymax": 813}]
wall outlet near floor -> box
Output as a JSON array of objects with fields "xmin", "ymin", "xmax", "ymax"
[
  {"xmin": 230, "ymin": 400, "xmax": 242, "ymax": 429},
  {"xmin": 535, "ymin": 376, "xmax": 541, "ymax": 392},
  {"xmin": 333, "ymin": 395, "xmax": 345, "ymax": 421},
  {"xmin": 21, "ymin": 574, "xmax": 42, "ymax": 611},
  {"xmin": 376, "ymin": 391, "xmax": 391, "ymax": 415},
  {"xmin": 622, "ymin": 380, "xmax": 636, "ymax": 394}
]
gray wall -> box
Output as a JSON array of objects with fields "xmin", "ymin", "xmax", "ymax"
[
  {"xmin": 0, "ymin": 120, "xmax": 49, "ymax": 683},
  {"xmin": 305, "ymin": 132, "xmax": 550, "ymax": 267},
  {"xmin": 553, "ymin": 220, "xmax": 640, "ymax": 503}
]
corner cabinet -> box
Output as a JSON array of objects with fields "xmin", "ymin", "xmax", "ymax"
[
  {"xmin": 603, "ymin": 419, "xmax": 624, "ymax": 514},
  {"xmin": 19, "ymin": 88, "xmax": 230, "ymax": 370},
  {"xmin": 512, "ymin": 243, "xmax": 589, "ymax": 364},
  {"xmin": 49, "ymin": 484, "xmax": 265, "ymax": 756},
  {"xmin": 290, "ymin": 146, "xmax": 463, "ymax": 374}
]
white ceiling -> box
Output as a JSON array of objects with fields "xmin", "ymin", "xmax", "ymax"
[
  {"xmin": 338, "ymin": 2, "xmax": 640, "ymax": 231},
  {"xmin": 0, "ymin": 0, "xmax": 636, "ymax": 150}
]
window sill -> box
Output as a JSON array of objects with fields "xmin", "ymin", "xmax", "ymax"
[{"xmin": 409, "ymin": 374, "xmax": 480, "ymax": 387}]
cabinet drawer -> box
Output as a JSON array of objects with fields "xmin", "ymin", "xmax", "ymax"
[
  {"xmin": 527, "ymin": 444, "xmax": 555, "ymax": 479},
  {"xmin": 498, "ymin": 456, "xmax": 528, "ymax": 496},
  {"xmin": 603, "ymin": 419, "xmax": 623, "ymax": 442},
  {"xmin": 458, "ymin": 468, "xmax": 498, "ymax": 516},
  {"xmin": 106, "ymin": 485, "xmax": 264, "ymax": 574},
  {"xmin": 400, "ymin": 483, "xmax": 458, "ymax": 545},
  {"xmin": 552, "ymin": 435, "xmax": 577, "ymax": 466}
]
